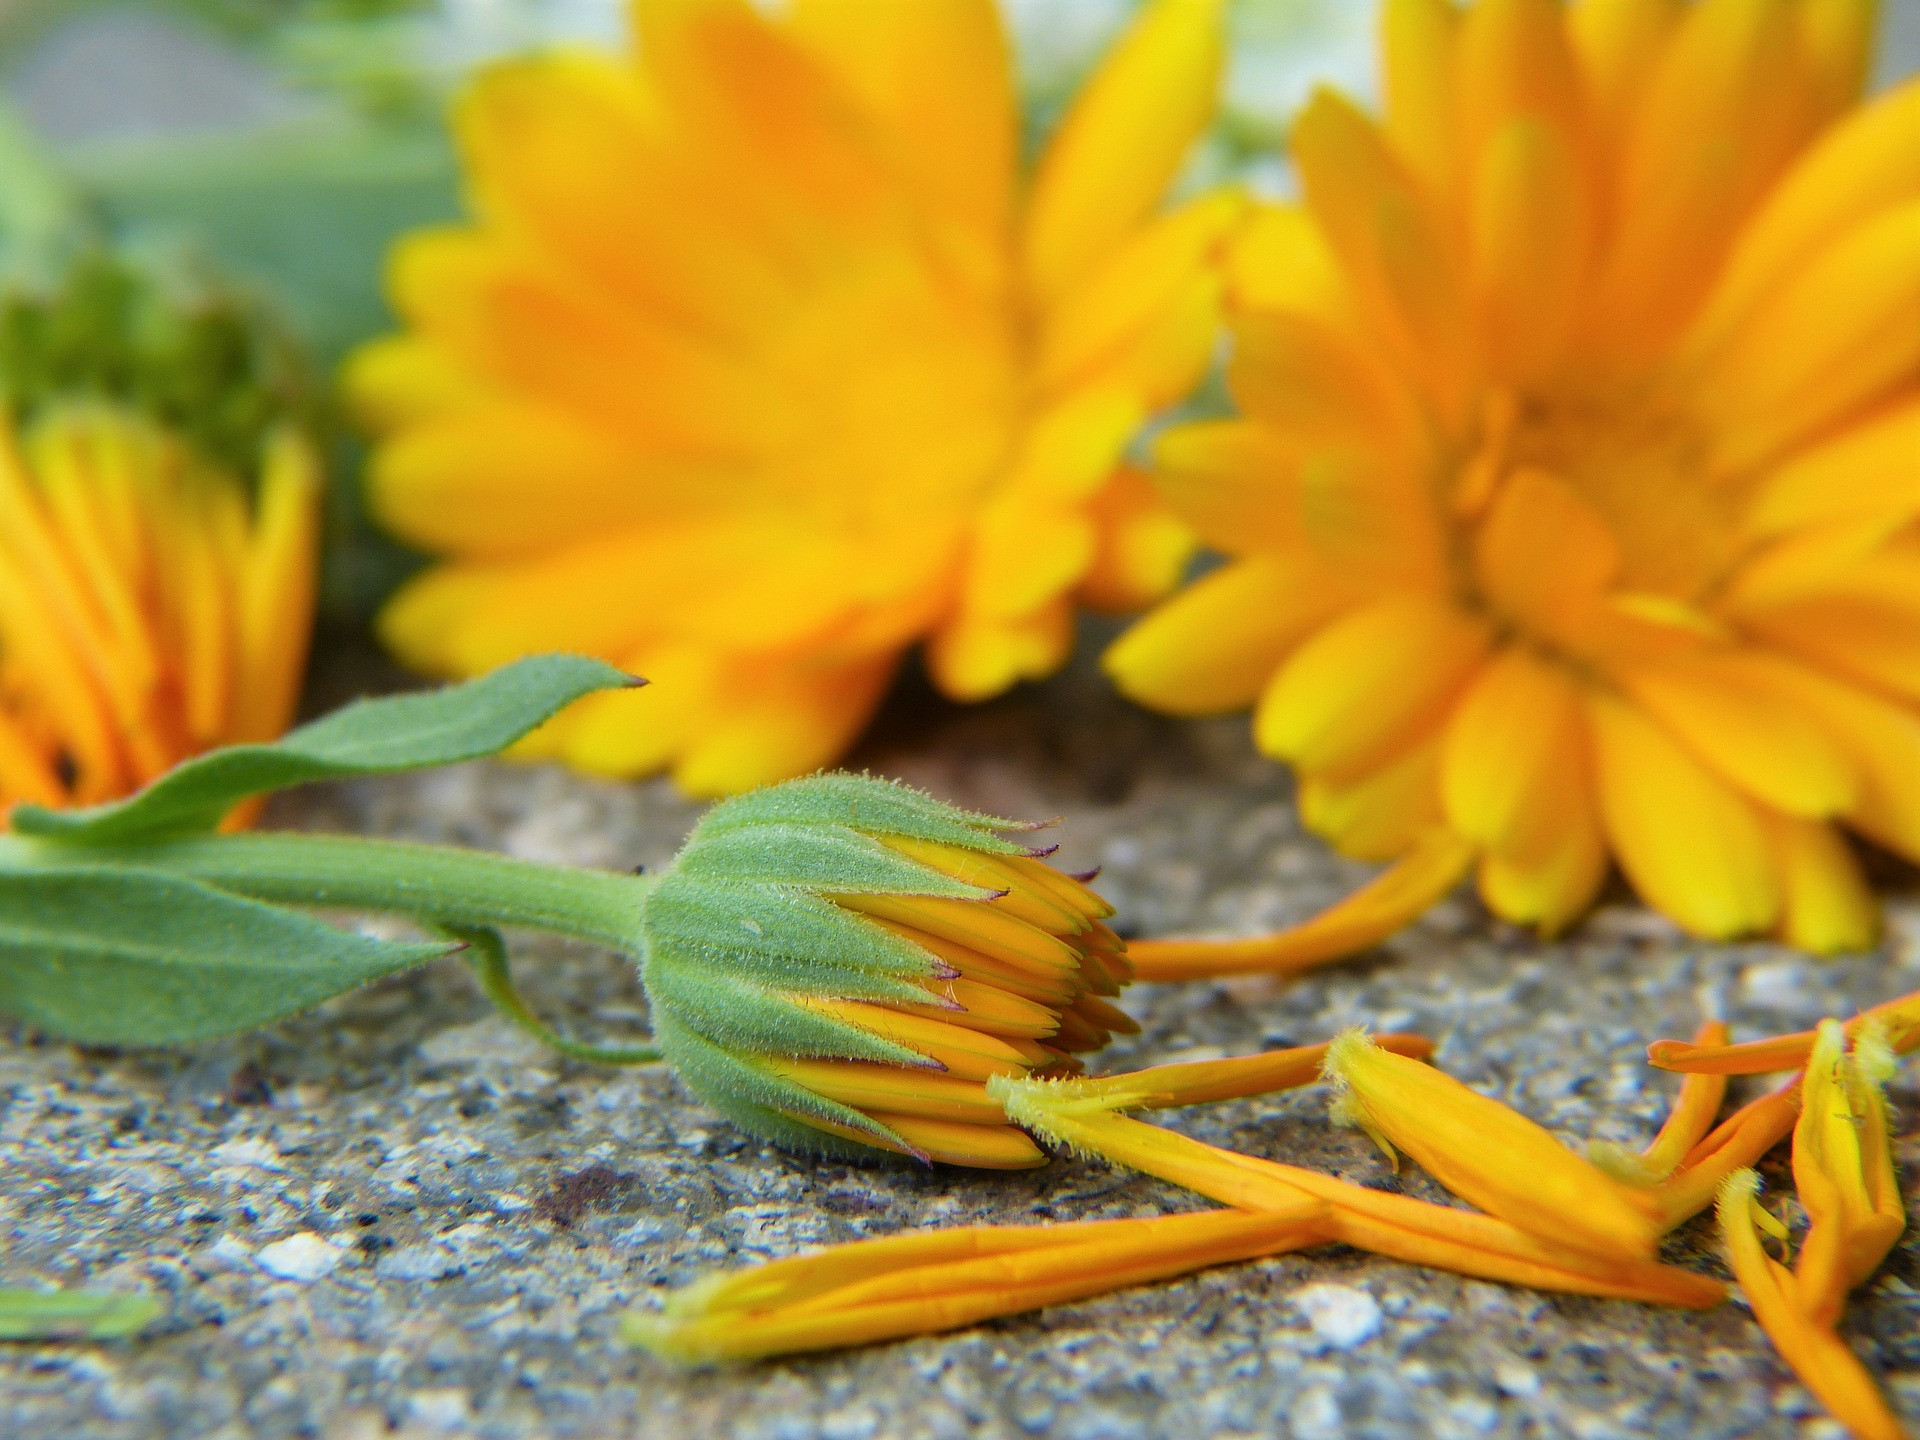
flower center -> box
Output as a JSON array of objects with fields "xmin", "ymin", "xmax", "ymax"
[{"xmin": 1453, "ymin": 379, "xmax": 1749, "ymax": 654}]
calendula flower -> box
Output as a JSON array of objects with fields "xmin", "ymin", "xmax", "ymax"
[
  {"xmin": 1719, "ymin": 1169, "xmax": 1907, "ymax": 1440},
  {"xmin": 350, "ymin": 0, "xmax": 1237, "ymax": 796},
  {"xmin": 1322, "ymin": 1029, "xmax": 1664, "ymax": 1261},
  {"xmin": 626, "ymin": 1204, "xmax": 1324, "ymax": 1365},
  {"xmin": 994, "ymin": 1059, "xmax": 1724, "ymax": 1307},
  {"xmin": 0, "ymin": 406, "xmax": 319, "ymax": 812},
  {"xmin": 1111, "ymin": 0, "xmax": 1920, "ymax": 975},
  {"xmin": 642, "ymin": 772, "xmax": 1133, "ymax": 1169}
]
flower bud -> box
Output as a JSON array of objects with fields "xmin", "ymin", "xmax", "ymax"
[{"xmin": 640, "ymin": 773, "xmax": 1134, "ymax": 1169}]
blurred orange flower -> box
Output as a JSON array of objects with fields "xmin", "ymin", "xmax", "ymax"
[
  {"xmin": 1113, "ymin": 0, "xmax": 1920, "ymax": 973},
  {"xmin": 0, "ymin": 407, "xmax": 318, "ymax": 814},
  {"xmin": 351, "ymin": 0, "xmax": 1236, "ymax": 796}
]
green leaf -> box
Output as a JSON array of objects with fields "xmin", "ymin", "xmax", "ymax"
[
  {"xmin": 13, "ymin": 653, "xmax": 636, "ymax": 844},
  {"xmin": 0, "ymin": 1288, "xmax": 164, "ymax": 1342},
  {"xmin": 0, "ymin": 867, "xmax": 450, "ymax": 1044}
]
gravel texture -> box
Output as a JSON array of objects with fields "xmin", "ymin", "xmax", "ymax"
[{"xmin": 3, "ymin": 640, "xmax": 1919, "ymax": 1440}]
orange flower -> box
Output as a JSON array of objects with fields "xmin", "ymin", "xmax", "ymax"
[
  {"xmin": 1112, "ymin": 0, "xmax": 1920, "ymax": 977},
  {"xmin": 0, "ymin": 407, "xmax": 318, "ymax": 815},
  {"xmin": 350, "ymin": 0, "xmax": 1234, "ymax": 796}
]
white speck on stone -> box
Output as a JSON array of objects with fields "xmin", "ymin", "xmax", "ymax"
[
  {"xmin": 206, "ymin": 1234, "xmax": 254, "ymax": 1272},
  {"xmin": 1741, "ymin": 958, "xmax": 1809, "ymax": 1010},
  {"xmin": 209, "ymin": 1138, "xmax": 284, "ymax": 1171},
  {"xmin": 1288, "ymin": 1385, "xmax": 1343, "ymax": 1440},
  {"xmin": 1293, "ymin": 1283, "xmax": 1382, "ymax": 1349},
  {"xmin": 405, "ymin": 1388, "xmax": 473, "ymax": 1432},
  {"xmin": 1494, "ymin": 1360, "xmax": 1541, "ymax": 1397},
  {"xmin": 254, "ymin": 1231, "xmax": 346, "ymax": 1282},
  {"xmin": 418, "ymin": 1017, "xmax": 549, "ymax": 1068}
]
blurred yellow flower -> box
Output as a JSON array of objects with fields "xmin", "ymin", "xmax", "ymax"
[
  {"xmin": 351, "ymin": 0, "xmax": 1236, "ymax": 796},
  {"xmin": 1111, "ymin": 0, "xmax": 1920, "ymax": 973},
  {"xmin": 0, "ymin": 407, "xmax": 318, "ymax": 814}
]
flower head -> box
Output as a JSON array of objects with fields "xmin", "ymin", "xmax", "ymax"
[
  {"xmin": 1111, "ymin": 0, "xmax": 1920, "ymax": 967},
  {"xmin": 640, "ymin": 772, "xmax": 1131, "ymax": 1169},
  {"xmin": 351, "ymin": 0, "xmax": 1236, "ymax": 796},
  {"xmin": 0, "ymin": 410, "xmax": 318, "ymax": 814}
]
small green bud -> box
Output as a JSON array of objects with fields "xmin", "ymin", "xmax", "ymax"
[{"xmin": 640, "ymin": 773, "xmax": 1135, "ymax": 1169}]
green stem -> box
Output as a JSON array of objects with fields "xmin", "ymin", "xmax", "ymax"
[{"xmin": 0, "ymin": 831, "xmax": 651, "ymax": 961}]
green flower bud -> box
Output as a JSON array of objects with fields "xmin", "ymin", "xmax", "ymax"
[{"xmin": 640, "ymin": 773, "xmax": 1135, "ymax": 1169}]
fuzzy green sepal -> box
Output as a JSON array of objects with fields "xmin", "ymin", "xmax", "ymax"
[
  {"xmin": 676, "ymin": 822, "xmax": 992, "ymax": 898},
  {"xmin": 652, "ymin": 1011, "xmax": 914, "ymax": 1159},
  {"xmin": 693, "ymin": 773, "xmax": 1035, "ymax": 853},
  {"xmin": 644, "ymin": 952, "xmax": 932, "ymax": 1069}
]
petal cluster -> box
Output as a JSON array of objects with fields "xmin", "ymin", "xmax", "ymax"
[
  {"xmin": 1112, "ymin": 0, "xmax": 1920, "ymax": 962},
  {"xmin": 352, "ymin": 0, "xmax": 1237, "ymax": 796},
  {"xmin": 0, "ymin": 406, "xmax": 318, "ymax": 814},
  {"xmin": 639, "ymin": 772, "xmax": 1131, "ymax": 1168}
]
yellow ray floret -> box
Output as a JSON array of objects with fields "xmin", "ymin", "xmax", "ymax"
[
  {"xmin": 1321, "ymin": 1029, "xmax": 1664, "ymax": 1262},
  {"xmin": 0, "ymin": 406, "xmax": 319, "ymax": 816},
  {"xmin": 351, "ymin": 0, "xmax": 1239, "ymax": 796},
  {"xmin": 1719, "ymin": 1171, "xmax": 1908, "ymax": 1440},
  {"xmin": 626, "ymin": 1206, "xmax": 1325, "ymax": 1365},
  {"xmin": 1115, "ymin": 0, "xmax": 1920, "ymax": 971},
  {"xmin": 992, "ymin": 1067, "xmax": 1723, "ymax": 1309}
]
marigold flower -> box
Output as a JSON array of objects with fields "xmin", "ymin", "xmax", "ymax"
[
  {"xmin": 1322, "ymin": 1029, "xmax": 1663, "ymax": 1261},
  {"xmin": 0, "ymin": 406, "xmax": 319, "ymax": 814},
  {"xmin": 994, "ymin": 1065, "xmax": 1724, "ymax": 1307},
  {"xmin": 349, "ymin": 0, "xmax": 1236, "ymax": 796},
  {"xmin": 1112, "ymin": 0, "xmax": 1920, "ymax": 975},
  {"xmin": 1718, "ymin": 1170, "xmax": 1908, "ymax": 1440},
  {"xmin": 626, "ymin": 1204, "xmax": 1324, "ymax": 1365},
  {"xmin": 641, "ymin": 772, "xmax": 1132, "ymax": 1169}
]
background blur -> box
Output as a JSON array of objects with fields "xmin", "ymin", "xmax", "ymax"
[{"xmin": 1, "ymin": 0, "xmax": 1917, "ymax": 628}]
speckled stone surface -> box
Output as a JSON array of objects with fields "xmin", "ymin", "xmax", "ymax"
[{"xmin": 4, "ymin": 639, "xmax": 1919, "ymax": 1440}]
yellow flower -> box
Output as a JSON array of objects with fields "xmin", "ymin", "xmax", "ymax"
[
  {"xmin": 626, "ymin": 1205, "xmax": 1324, "ymax": 1365},
  {"xmin": 350, "ymin": 0, "xmax": 1235, "ymax": 796},
  {"xmin": 1719, "ymin": 1170, "xmax": 1908, "ymax": 1440},
  {"xmin": 1110, "ymin": 0, "xmax": 1920, "ymax": 974},
  {"xmin": 994, "ymin": 1061, "xmax": 1724, "ymax": 1307},
  {"xmin": 642, "ymin": 774, "xmax": 1135, "ymax": 1169},
  {"xmin": 0, "ymin": 406, "xmax": 319, "ymax": 814},
  {"xmin": 1321, "ymin": 1029, "xmax": 1664, "ymax": 1261}
]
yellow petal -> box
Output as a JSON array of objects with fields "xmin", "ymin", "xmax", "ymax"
[
  {"xmin": 1586, "ymin": 690, "xmax": 1780, "ymax": 938},
  {"xmin": 343, "ymin": 334, "xmax": 492, "ymax": 431},
  {"xmin": 1621, "ymin": 656, "xmax": 1856, "ymax": 818},
  {"xmin": 1454, "ymin": 0, "xmax": 1589, "ymax": 181},
  {"xmin": 1036, "ymin": 191, "xmax": 1245, "ymax": 395},
  {"xmin": 1256, "ymin": 594, "xmax": 1488, "ymax": 780},
  {"xmin": 669, "ymin": 655, "xmax": 896, "ymax": 796},
  {"xmin": 231, "ymin": 429, "xmax": 321, "ymax": 746},
  {"xmin": 1299, "ymin": 736, "xmax": 1443, "ymax": 863},
  {"xmin": 1074, "ymin": 467, "xmax": 1195, "ymax": 614},
  {"xmin": 1718, "ymin": 1171, "xmax": 1908, "ymax": 1440},
  {"xmin": 1469, "ymin": 117, "xmax": 1594, "ymax": 383},
  {"xmin": 1291, "ymin": 89, "xmax": 1476, "ymax": 422},
  {"xmin": 1324, "ymin": 1030, "xmax": 1664, "ymax": 1262},
  {"xmin": 1690, "ymin": 77, "xmax": 1920, "ymax": 357},
  {"xmin": 924, "ymin": 601, "xmax": 1073, "ymax": 703},
  {"xmin": 1379, "ymin": 0, "xmax": 1461, "ymax": 197},
  {"xmin": 1441, "ymin": 646, "xmax": 1586, "ymax": 860},
  {"xmin": 1594, "ymin": 1019, "xmax": 1731, "ymax": 1186},
  {"xmin": 1475, "ymin": 795, "xmax": 1609, "ymax": 936},
  {"xmin": 1766, "ymin": 814, "xmax": 1879, "ymax": 955},
  {"xmin": 1103, "ymin": 553, "xmax": 1350, "ymax": 717},
  {"xmin": 1568, "ymin": 0, "xmax": 1682, "ymax": 155},
  {"xmin": 1745, "ymin": 396, "xmax": 1920, "ymax": 537},
  {"xmin": 1697, "ymin": 199, "xmax": 1920, "ymax": 474},
  {"xmin": 1590, "ymin": 0, "xmax": 1818, "ymax": 358},
  {"xmin": 1470, "ymin": 469, "xmax": 1618, "ymax": 652},
  {"xmin": 1021, "ymin": 0, "xmax": 1225, "ymax": 304},
  {"xmin": 787, "ymin": 0, "xmax": 1015, "ymax": 275},
  {"xmin": 1127, "ymin": 828, "xmax": 1474, "ymax": 981}
]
